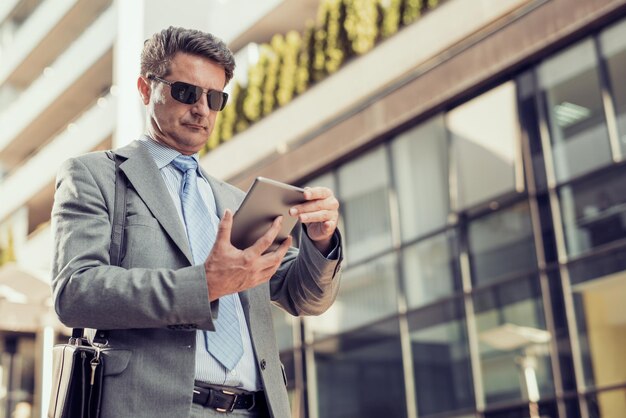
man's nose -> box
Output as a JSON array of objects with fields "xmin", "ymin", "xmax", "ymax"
[{"xmin": 191, "ymin": 93, "xmax": 211, "ymax": 116}]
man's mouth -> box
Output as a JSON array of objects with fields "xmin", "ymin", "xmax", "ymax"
[{"xmin": 184, "ymin": 123, "xmax": 206, "ymax": 130}]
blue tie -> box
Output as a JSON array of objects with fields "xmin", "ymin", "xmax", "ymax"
[{"xmin": 171, "ymin": 155, "xmax": 243, "ymax": 371}]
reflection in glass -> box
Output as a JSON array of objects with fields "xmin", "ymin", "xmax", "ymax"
[
  {"xmin": 270, "ymin": 305, "xmax": 296, "ymax": 352},
  {"xmin": 538, "ymin": 39, "xmax": 612, "ymax": 183},
  {"xmin": 448, "ymin": 81, "xmax": 521, "ymax": 209},
  {"xmin": 313, "ymin": 319, "xmax": 406, "ymax": 418},
  {"xmin": 391, "ymin": 116, "xmax": 450, "ymax": 241},
  {"xmin": 306, "ymin": 253, "xmax": 398, "ymax": 339},
  {"xmin": 468, "ymin": 202, "xmax": 537, "ymax": 286},
  {"xmin": 408, "ymin": 299, "xmax": 474, "ymax": 416},
  {"xmin": 517, "ymin": 71, "xmax": 548, "ymax": 192},
  {"xmin": 402, "ymin": 231, "xmax": 460, "ymax": 308},
  {"xmin": 473, "ymin": 275, "xmax": 554, "ymax": 405},
  {"xmin": 571, "ymin": 270, "xmax": 626, "ymax": 389},
  {"xmin": 483, "ymin": 401, "xmax": 559, "ymax": 418},
  {"xmin": 338, "ymin": 146, "xmax": 392, "ymax": 263},
  {"xmin": 600, "ymin": 19, "xmax": 626, "ymax": 154},
  {"xmin": 586, "ymin": 388, "xmax": 626, "ymax": 418},
  {"xmin": 559, "ymin": 168, "xmax": 626, "ymax": 257}
]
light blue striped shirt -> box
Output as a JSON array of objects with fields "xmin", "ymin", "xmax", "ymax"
[{"xmin": 139, "ymin": 136, "xmax": 260, "ymax": 391}]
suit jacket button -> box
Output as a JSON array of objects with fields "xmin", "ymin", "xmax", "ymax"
[{"xmin": 260, "ymin": 359, "xmax": 267, "ymax": 370}]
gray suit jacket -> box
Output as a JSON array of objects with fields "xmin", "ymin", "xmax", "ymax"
[{"xmin": 51, "ymin": 140, "xmax": 342, "ymax": 418}]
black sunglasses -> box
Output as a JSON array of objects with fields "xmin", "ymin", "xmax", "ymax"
[{"xmin": 147, "ymin": 74, "xmax": 229, "ymax": 111}]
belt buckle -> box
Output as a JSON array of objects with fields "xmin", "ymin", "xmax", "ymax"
[{"xmin": 215, "ymin": 390, "xmax": 237, "ymax": 413}]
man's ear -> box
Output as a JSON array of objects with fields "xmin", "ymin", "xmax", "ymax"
[{"xmin": 137, "ymin": 76, "xmax": 151, "ymax": 105}]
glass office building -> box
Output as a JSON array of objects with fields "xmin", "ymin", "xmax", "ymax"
[
  {"xmin": 271, "ymin": 14, "xmax": 626, "ymax": 418},
  {"xmin": 1, "ymin": 0, "xmax": 625, "ymax": 417}
]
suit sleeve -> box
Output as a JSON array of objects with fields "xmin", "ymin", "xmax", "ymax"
[
  {"xmin": 51, "ymin": 157, "xmax": 215, "ymax": 331},
  {"xmin": 269, "ymin": 226, "xmax": 343, "ymax": 316}
]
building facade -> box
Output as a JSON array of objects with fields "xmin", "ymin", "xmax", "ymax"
[{"xmin": 0, "ymin": 0, "xmax": 625, "ymax": 417}]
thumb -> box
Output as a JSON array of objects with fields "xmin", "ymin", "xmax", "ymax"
[{"xmin": 216, "ymin": 209, "xmax": 233, "ymax": 244}]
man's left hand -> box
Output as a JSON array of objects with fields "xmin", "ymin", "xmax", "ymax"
[{"xmin": 289, "ymin": 187, "xmax": 339, "ymax": 255}]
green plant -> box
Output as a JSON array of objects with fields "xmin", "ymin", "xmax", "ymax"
[
  {"xmin": 221, "ymin": 82, "xmax": 241, "ymax": 141},
  {"xmin": 277, "ymin": 31, "xmax": 301, "ymax": 107},
  {"xmin": 243, "ymin": 46, "xmax": 270, "ymax": 123},
  {"xmin": 402, "ymin": 0, "xmax": 422, "ymax": 26},
  {"xmin": 381, "ymin": 0, "xmax": 402, "ymax": 38},
  {"xmin": 296, "ymin": 22, "xmax": 315, "ymax": 94},
  {"xmin": 205, "ymin": 108, "xmax": 223, "ymax": 152},
  {"xmin": 203, "ymin": 0, "xmax": 444, "ymax": 153},
  {"xmin": 313, "ymin": 0, "xmax": 330, "ymax": 81},
  {"xmin": 0, "ymin": 228, "xmax": 16, "ymax": 266},
  {"xmin": 344, "ymin": 0, "xmax": 380, "ymax": 55},
  {"xmin": 324, "ymin": 0, "xmax": 348, "ymax": 73}
]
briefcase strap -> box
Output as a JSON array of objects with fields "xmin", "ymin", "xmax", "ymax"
[{"xmin": 72, "ymin": 152, "xmax": 127, "ymax": 343}]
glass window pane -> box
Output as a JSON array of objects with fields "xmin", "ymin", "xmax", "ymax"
[
  {"xmin": 586, "ymin": 388, "xmax": 626, "ymax": 418},
  {"xmin": 338, "ymin": 146, "xmax": 392, "ymax": 263},
  {"xmin": 306, "ymin": 253, "xmax": 398, "ymax": 339},
  {"xmin": 559, "ymin": 167, "xmax": 626, "ymax": 257},
  {"xmin": 313, "ymin": 319, "xmax": 407, "ymax": 418},
  {"xmin": 271, "ymin": 305, "xmax": 297, "ymax": 351},
  {"xmin": 468, "ymin": 202, "xmax": 537, "ymax": 286},
  {"xmin": 402, "ymin": 231, "xmax": 461, "ymax": 308},
  {"xmin": 473, "ymin": 275, "xmax": 555, "ymax": 405},
  {"xmin": 538, "ymin": 39, "xmax": 612, "ymax": 183},
  {"xmin": 571, "ymin": 269, "xmax": 626, "ymax": 389},
  {"xmin": 484, "ymin": 401, "xmax": 559, "ymax": 418},
  {"xmin": 448, "ymin": 81, "xmax": 522, "ymax": 209},
  {"xmin": 408, "ymin": 299, "xmax": 475, "ymax": 416},
  {"xmin": 391, "ymin": 116, "xmax": 450, "ymax": 241},
  {"xmin": 600, "ymin": 18, "xmax": 626, "ymax": 154},
  {"xmin": 517, "ymin": 71, "xmax": 549, "ymax": 192}
]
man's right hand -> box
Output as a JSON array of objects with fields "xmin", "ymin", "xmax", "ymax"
[{"xmin": 204, "ymin": 209, "xmax": 292, "ymax": 301}]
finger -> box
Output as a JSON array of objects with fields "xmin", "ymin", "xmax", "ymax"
[
  {"xmin": 298, "ymin": 210, "xmax": 336, "ymax": 224},
  {"xmin": 303, "ymin": 187, "xmax": 333, "ymax": 201},
  {"xmin": 290, "ymin": 196, "xmax": 339, "ymax": 216},
  {"xmin": 249, "ymin": 215, "xmax": 283, "ymax": 255},
  {"xmin": 215, "ymin": 209, "xmax": 234, "ymax": 244},
  {"xmin": 258, "ymin": 237, "xmax": 292, "ymax": 279}
]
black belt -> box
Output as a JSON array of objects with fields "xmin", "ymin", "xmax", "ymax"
[{"xmin": 192, "ymin": 382, "xmax": 265, "ymax": 413}]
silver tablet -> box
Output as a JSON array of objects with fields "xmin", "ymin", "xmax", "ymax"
[{"xmin": 231, "ymin": 177, "xmax": 306, "ymax": 252}]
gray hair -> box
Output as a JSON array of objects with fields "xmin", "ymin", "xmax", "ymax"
[{"xmin": 141, "ymin": 26, "xmax": 235, "ymax": 83}]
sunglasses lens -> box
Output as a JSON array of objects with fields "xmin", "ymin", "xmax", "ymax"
[
  {"xmin": 171, "ymin": 82, "xmax": 201, "ymax": 105},
  {"xmin": 207, "ymin": 91, "xmax": 228, "ymax": 111}
]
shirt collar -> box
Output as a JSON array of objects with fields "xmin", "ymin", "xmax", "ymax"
[{"xmin": 139, "ymin": 135, "xmax": 206, "ymax": 180}]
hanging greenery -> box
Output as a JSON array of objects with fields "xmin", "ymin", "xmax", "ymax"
[
  {"xmin": 402, "ymin": 0, "xmax": 422, "ymax": 26},
  {"xmin": 313, "ymin": 0, "xmax": 330, "ymax": 82},
  {"xmin": 203, "ymin": 0, "xmax": 445, "ymax": 153},
  {"xmin": 243, "ymin": 46, "xmax": 270, "ymax": 123},
  {"xmin": 344, "ymin": 0, "xmax": 380, "ymax": 55},
  {"xmin": 277, "ymin": 31, "xmax": 301, "ymax": 107},
  {"xmin": 381, "ymin": 0, "xmax": 402, "ymax": 38},
  {"xmin": 205, "ymin": 107, "xmax": 223, "ymax": 152},
  {"xmin": 234, "ymin": 80, "xmax": 250, "ymax": 134},
  {"xmin": 0, "ymin": 228, "xmax": 16, "ymax": 266},
  {"xmin": 220, "ymin": 82, "xmax": 242, "ymax": 141},
  {"xmin": 324, "ymin": 0, "xmax": 349, "ymax": 74},
  {"xmin": 296, "ymin": 22, "xmax": 315, "ymax": 95},
  {"xmin": 262, "ymin": 35, "xmax": 283, "ymax": 116}
]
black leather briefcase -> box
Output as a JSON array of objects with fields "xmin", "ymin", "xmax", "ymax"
[{"xmin": 48, "ymin": 336, "xmax": 105, "ymax": 418}]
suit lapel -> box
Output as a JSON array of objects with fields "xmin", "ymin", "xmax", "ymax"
[
  {"xmin": 115, "ymin": 141, "xmax": 193, "ymax": 265},
  {"xmin": 204, "ymin": 172, "xmax": 239, "ymax": 219}
]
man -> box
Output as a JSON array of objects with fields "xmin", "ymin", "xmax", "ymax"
[{"xmin": 51, "ymin": 26, "xmax": 342, "ymax": 418}]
